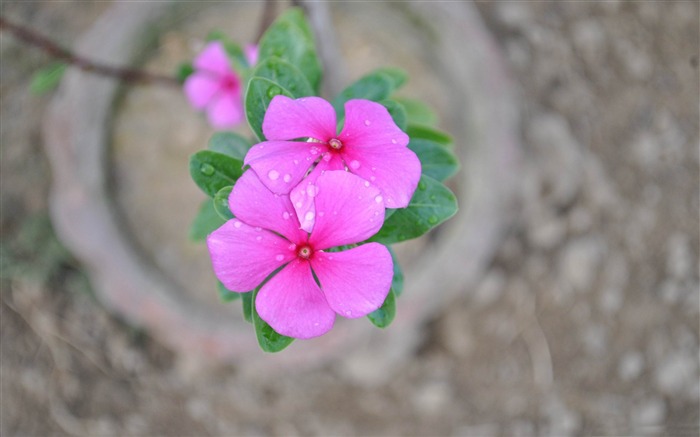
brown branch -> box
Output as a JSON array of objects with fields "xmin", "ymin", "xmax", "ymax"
[
  {"xmin": 0, "ymin": 16, "xmax": 179, "ymax": 87},
  {"xmin": 255, "ymin": 0, "xmax": 277, "ymax": 43}
]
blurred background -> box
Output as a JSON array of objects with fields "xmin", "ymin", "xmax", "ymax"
[{"xmin": 1, "ymin": 1, "xmax": 698, "ymax": 436}]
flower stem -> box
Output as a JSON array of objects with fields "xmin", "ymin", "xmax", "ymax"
[{"xmin": 0, "ymin": 15, "xmax": 179, "ymax": 87}]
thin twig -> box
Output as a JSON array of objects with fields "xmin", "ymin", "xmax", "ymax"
[
  {"xmin": 0, "ymin": 16, "xmax": 179, "ymax": 87},
  {"xmin": 255, "ymin": 0, "xmax": 277, "ymax": 43}
]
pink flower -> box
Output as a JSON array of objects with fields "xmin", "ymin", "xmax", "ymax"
[
  {"xmin": 207, "ymin": 169, "xmax": 393, "ymax": 339},
  {"xmin": 244, "ymin": 96, "xmax": 421, "ymax": 231},
  {"xmin": 184, "ymin": 41, "xmax": 244, "ymax": 129}
]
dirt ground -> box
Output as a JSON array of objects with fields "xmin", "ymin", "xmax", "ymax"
[{"xmin": 1, "ymin": 1, "xmax": 699, "ymax": 436}]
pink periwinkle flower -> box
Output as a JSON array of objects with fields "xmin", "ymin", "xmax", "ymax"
[
  {"xmin": 244, "ymin": 96, "xmax": 422, "ymax": 231},
  {"xmin": 184, "ymin": 41, "xmax": 248, "ymax": 129},
  {"xmin": 207, "ymin": 169, "xmax": 393, "ymax": 339}
]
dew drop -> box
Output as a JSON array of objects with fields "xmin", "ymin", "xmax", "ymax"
[
  {"xmin": 288, "ymin": 243, "xmax": 297, "ymax": 250},
  {"xmin": 370, "ymin": 176, "xmax": 376, "ymax": 182},
  {"xmin": 371, "ymin": 167, "xmax": 376, "ymax": 171},
  {"xmin": 199, "ymin": 163, "xmax": 215, "ymax": 176},
  {"xmin": 391, "ymin": 138, "xmax": 397, "ymax": 144},
  {"xmin": 255, "ymin": 227, "xmax": 262, "ymax": 232},
  {"xmin": 282, "ymin": 211, "xmax": 290, "ymax": 220},
  {"xmin": 267, "ymin": 86, "xmax": 282, "ymax": 98},
  {"xmin": 275, "ymin": 254, "xmax": 284, "ymax": 261},
  {"xmin": 233, "ymin": 221, "xmax": 242, "ymax": 228},
  {"xmin": 349, "ymin": 160, "xmax": 360, "ymax": 170},
  {"xmin": 374, "ymin": 195, "xmax": 383, "ymax": 203},
  {"xmin": 306, "ymin": 185, "xmax": 317, "ymax": 197},
  {"xmin": 268, "ymin": 170, "xmax": 280, "ymax": 180},
  {"xmin": 318, "ymin": 211, "xmax": 325, "ymax": 217},
  {"xmin": 364, "ymin": 181, "xmax": 370, "ymax": 187},
  {"xmin": 310, "ymin": 146, "xmax": 320, "ymax": 155},
  {"xmin": 345, "ymin": 310, "xmax": 353, "ymax": 316},
  {"xmin": 323, "ymin": 154, "xmax": 331, "ymax": 162},
  {"xmin": 256, "ymin": 235, "xmax": 262, "ymax": 241},
  {"xmin": 283, "ymin": 174, "xmax": 292, "ymax": 183},
  {"xmin": 364, "ymin": 119, "xmax": 371, "ymax": 126},
  {"xmin": 430, "ymin": 194, "xmax": 436, "ymax": 201},
  {"xmin": 304, "ymin": 211, "xmax": 315, "ymax": 222},
  {"xmin": 428, "ymin": 215, "xmax": 439, "ymax": 224},
  {"xmin": 418, "ymin": 181, "xmax": 427, "ymax": 190},
  {"xmin": 293, "ymin": 159, "xmax": 299, "ymax": 165},
  {"xmin": 295, "ymin": 201, "xmax": 302, "ymax": 208}
]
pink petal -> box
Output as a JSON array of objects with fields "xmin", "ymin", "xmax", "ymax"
[
  {"xmin": 183, "ymin": 73, "xmax": 220, "ymax": 109},
  {"xmin": 262, "ymin": 96, "xmax": 337, "ymax": 142},
  {"xmin": 338, "ymin": 99, "xmax": 410, "ymax": 149},
  {"xmin": 308, "ymin": 171, "xmax": 385, "ymax": 250},
  {"xmin": 288, "ymin": 155, "xmax": 344, "ymax": 233},
  {"xmin": 311, "ymin": 243, "xmax": 393, "ymax": 318},
  {"xmin": 207, "ymin": 92, "xmax": 243, "ymax": 128},
  {"xmin": 244, "ymin": 43, "xmax": 259, "ymax": 66},
  {"xmin": 206, "ymin": 219, "xmax": 296, "ymax": 293},
  {"xmin": 256, "ymin": 259, "xmax": 336, "ymax": 339},
  {"xmin": 341, "ymin": 144, "xmax": 421, "ymax": 208},
  {"xmin": 230, "ymin": 170, "xmax": 307, "ymax": 243},
  {"xmin": 194, "ymin": 41, "xmax": 232, "ymax": 76},
  {"xmin": 244, "ymin": 140, "xmax": 326, "ymax": 194}
]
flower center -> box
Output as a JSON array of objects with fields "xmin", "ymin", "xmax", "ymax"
[
  {"xmin": 328, "ymin": 138, "xmax": 343, "ymax": 150},
  {"xmin": 297, "ymin": 245, "xmax": 313, "ymax": 259},
  {"xmin": 221, "ymin": 74, "xmax": 238, "ymax": 91}
]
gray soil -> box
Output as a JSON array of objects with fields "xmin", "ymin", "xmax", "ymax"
[{"xmin": 2, "ymin": 1, "xmax": 698, "ymax": 436}]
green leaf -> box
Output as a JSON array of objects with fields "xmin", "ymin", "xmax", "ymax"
[
  {"xmin": 253, "ymin": 289, "xmax": 294, "ymax": 352},
  {"xmin": 374, "ymin": 67, "xmax": 408, "ymax": 89},
  {"xmin": 409, "ymin": 138, "xmax": 460, "ymax": 182},
  {"xmin": 175, "ymin": 62, "xmax": 194, "ymax": 84},
  {"xmin": 30, "ymin": 63, "xmax": 66, "ymax": 95},
  {"xmin": 217, "ymin": 281, "xmax": 241, "ymax": 302},
  {"xmin": 241, "ymin": 291, "xmax": 254, "ymax": 323},
  {"xmin": 393, "ymin": 97, "xmax": 438, "ymax": 126},
  {"xmin": 213, "ymin": 186, "xmax": 234, "ymax": 220},
  {"xmin": 258, "ymin": 8, "xmax": 322, "ymax": 93},
  {"xmin": 332, "ymin": 72, "xmax": 394, "ymax": 118},
  {"xmin": 367, "ymin": 288, "xmax": 396, "ymax": 328},
  {"xmin": 371, "ymin": 175, "xmax": 458, "ymax": 244},
  {"xmin": 189, "ymin": 200, "xmax": 226, "ymax": 241},
  {"xmin": 208, "ymin": 132, "xmax": 253, "ymax": 160},
  {"xmin": 406, "ymin": 124, "xmax": 453, "ymax": 148},
  {"xmin": 245, "ymin": 77, "xmax": 294, "ymax": 141},
  {"xmin": 380, "ymin": 99, "xmax": 408, "ymax": 131},
  {"xmin": 389, "ymin": 246, "xmax": 404, "ymax": 297},
  {"xmin": 189, "ymin": 151, "xmax": 244, "ymax": 197},
  {"xmin": 252, "ymin": 57, "xmax": 314, "ymax": 98}
]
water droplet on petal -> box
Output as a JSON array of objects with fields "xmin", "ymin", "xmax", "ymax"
[
  {"xmin": 323, "ymin": 154, "xmax": 331, "ymax": 162},
  {"xmin": 275, "ymin": 254, "xmax": 284, "ymax": 261},
  {"xmin": 283, "ymin": 211, "xmax": 290, "ymax": 220},
  {"xmin": 374, "ymin": 195, "xmax": 383, "ymax": 203},
  {"xmin": 199, "ymin": 163, "xmax": 215, "ymax": 176},
  {"xmin": 349, "ymin": 160, "xmax": 360, "ymax": 170},
  {"xmin": 293, "ymin": 159, "xmax": 299, "ymax": 165},
  {"xmin": 391, "ymin": 138, "xmax": 397, "ymax": 144},
  {"xmin": 371, "ymin": 167, "xmax": 376, "ymax": 171},
  {"xmin": 255, "ymin": 227, "xmax": 262, "ymax": 232},
  {"xmin": 256, "ymin": 235, "xmax": 262, "ymax": 241},
  {"xmin": 318, "ymin": 211, "xmax": 325, "ymax": 217},
  {"xmin": 306, "ymin": 185, "xmax": 317, "ymax": 197},
  {"xmin": 345, "ymin": 310, "xmax": 353, "ymax": 316},
  {"xmin": 364, "ymin": 120, "xmax": 371, "ymax": 126},
  {"xmin": 283, "ymin": 174, "xmax": 292, "ymax": 183},
  {"xmin": 364, "ymin": 181, "xmax": 370, "ymax": 187},
  {"xmin": 268, "ymin": 170, "xmax": 280, "ymax": 180},
  {"xmin": 428, "ymin": 215, "xmax": 439, "ymax": 224},
  {"xmin": 295, "ymin": 201, "xmax": 302, "ymax": 208},
  {"xmin": 233, "ymin": 221, "xmax": 242, "ymax": 228},
  {"xmin": 304, "ymin": 211, "xmax": 315, "ymax": 222},
  {"xmin": 370, "ymin": 176, "xmax": 376, "ymax": 182}
]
